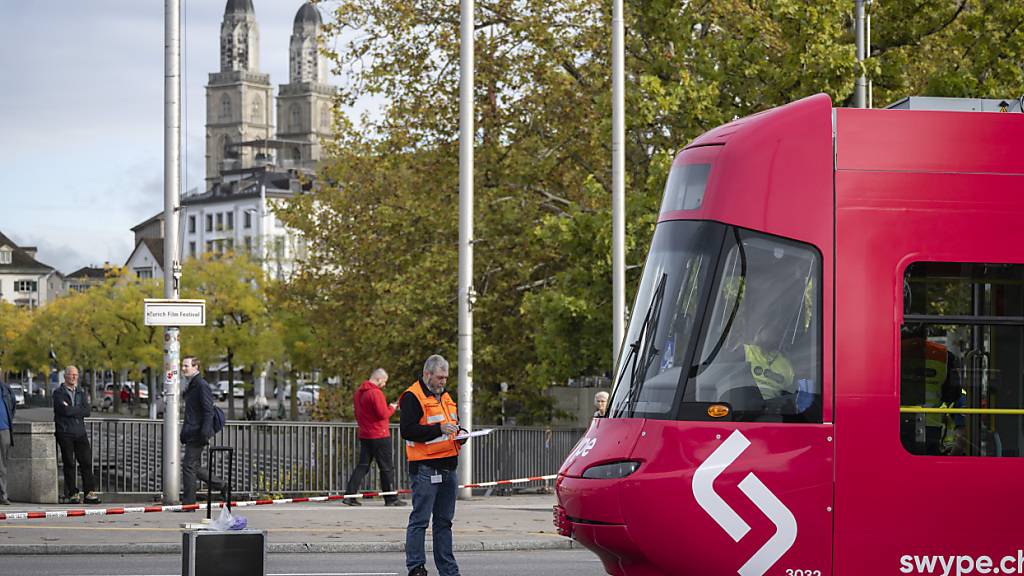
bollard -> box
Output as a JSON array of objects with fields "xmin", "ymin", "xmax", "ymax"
[{"xmin": 9, "ymin": 422, "xmax": 59, "ymax": 503}]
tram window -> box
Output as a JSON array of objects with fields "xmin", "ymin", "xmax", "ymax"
[
  {"xmin": 660, "ymin": 163, "xmax": 711, "ymax": 212},
  {"xmin": 608, "ymin": 222, "xmax": 725, "ymax": 420},
  {"xmin": 685, "ymin": 229, "xmax": 822, "ymax": 423},
  {"xmin": 900, "ymin": 262, "xmax": 1024, "ymax": 458}
]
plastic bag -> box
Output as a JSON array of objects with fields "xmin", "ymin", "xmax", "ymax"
[{"xmin": 209, "ymin": 506, "xmax": 247, "ymax": 531}]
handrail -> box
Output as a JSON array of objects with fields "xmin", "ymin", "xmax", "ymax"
[{"xmin": 899, "ymin": 406, "xmax": 1024, "ymax": 415}]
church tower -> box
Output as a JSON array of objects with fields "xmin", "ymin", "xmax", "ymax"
[
  {"xmin": 276, "ymin": 2, "xmax": 335, "ymax": 168},
  {"xmin": 205, "ymin": 0, "xmax": 274, "ymax": 183}
]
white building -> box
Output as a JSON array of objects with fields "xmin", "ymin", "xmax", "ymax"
[{"xmin": 0, "ymin": 230, "xmax": 63, "ymax": 308}]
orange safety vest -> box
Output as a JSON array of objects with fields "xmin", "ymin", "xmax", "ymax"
[{"xmin": 403, "ymin": 381, "xmax": 461, "ymax": 461}]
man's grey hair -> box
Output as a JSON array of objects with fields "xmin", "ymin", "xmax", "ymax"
[
  {"xmin": 423, "ymin": 354, "xmax": 449, "ymax": 376},
  {"xmin": 64, "ymin": 365, "xmax": 79, "ymax": 377},
  {"xmin": 594, "ymin": 391, "xmax": 610, "ymax": 407},
  {"xmin": 370, "ymin": 368, "xmax": 388, "ymax": 381}
]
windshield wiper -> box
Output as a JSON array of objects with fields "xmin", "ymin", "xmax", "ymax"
[{"xmin": 620, "ymin": 273, "xmax": 668, "ymax": 418}]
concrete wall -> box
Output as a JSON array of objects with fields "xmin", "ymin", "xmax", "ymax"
[
  {"xmin": 549, "ymin": 387, "xmax": 611, "ymax": 428},
  {"xmin": 9, "ymin": 421, "xmax": 58, "ymax": 503}
]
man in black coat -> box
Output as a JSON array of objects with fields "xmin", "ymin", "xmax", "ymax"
[
  {"xmin": 53, "ymin": 366, "xmax": 98, "ymax": 504},
  {"xmin": 180, "ymin": 356, "xmax": 223, "ymax": 505}
]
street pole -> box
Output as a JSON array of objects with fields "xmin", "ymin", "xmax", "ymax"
[
  {"xmin": 611, "ymin": 0, "xmax": 626, "ymax": 367},
  {"xmin": 854, "ymin": 0, "xmax": 867, "ymax": 108},
  {"xmin": 457, "ymin": 0, "xmax": 475, "ymax": 500},
  {"xmin": 256, "ymin": 181, "xmax": 267, "ymax": 401},
  {"xmin": 866, "ymin": 0, "xmax": 873, "ymax": 109},
  {"xmin": 161, "ymin": 0, "xmax": 182, "ymax": 505}
]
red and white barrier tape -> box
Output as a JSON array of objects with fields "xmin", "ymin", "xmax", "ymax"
[{"xmin": 0, "ymin": 474, "xmax": 557, "ymax": 521}]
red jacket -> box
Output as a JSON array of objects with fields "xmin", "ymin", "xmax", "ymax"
[{"xmin": 354, "ymin": 380, "xmax": 395, "ymax": 439}]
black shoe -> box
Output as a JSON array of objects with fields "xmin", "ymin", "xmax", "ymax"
[
  {"xmin": 408, "ymin": 566, "xmax": 428, "ymax": 576},
  {"xmin": 0, "ymin": 499, "xmax": 10, "ymax": 505},
  {"xmin": 84, "ymin": 492, "xmax": 101, "ymax": 505},
  {"xmin": 342, "ymin": 498, "xmax": 362, "ymax": 506},
  {"xmin": 67, "ymin": 493, "xmax": 81, "ymax": 504},
  {"xmin": 385, "ymin": 498, "xmax": 408, "ymax": 507}
]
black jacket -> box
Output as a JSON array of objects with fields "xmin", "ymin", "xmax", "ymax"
[
  {"xmin": 181, "ymin": 374, "xmax": 215, "ymax": 445},
  {"xmin": 53, "ymin": 385, "xmax": 90, "ymax": 437},
  {"xmin": 0, "ymin": 381, "xmax": 15, "ymax": 446}
]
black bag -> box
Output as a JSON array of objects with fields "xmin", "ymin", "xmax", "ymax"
[{"xmin": 212, "ymin": 406, "xmax": 226, "ymax": 435}]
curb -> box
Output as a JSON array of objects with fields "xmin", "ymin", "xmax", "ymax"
[{"xmin": 0, "ymin": 538, "xmax": 578, "ymax": 556}]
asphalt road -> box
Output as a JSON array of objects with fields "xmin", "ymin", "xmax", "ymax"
[{"xmin": 0, "ymin": 549, "xmax": 606, "ymax": 576}]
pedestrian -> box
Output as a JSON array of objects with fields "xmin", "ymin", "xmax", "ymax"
[
  {"xmin": 593, "ymin": 391, "xmax": 609, "ymax": 418},
  {"xmin": 179, "ymin": 356, "xmax": 225, "ymax": 505},
  {"xmin": 53, "ymin": 366, "xmax": 99, "ymax": 504},
  {"xmin": 0, "ymin": 375, "xmax": 16, "ymax": 505},
  {"xmin": 343, "ymin": 368, "xmax": 405, "ymax": 507},
  {"xmin": 401, "ymin": 354, "xmax": 466, "ymax": 576}
]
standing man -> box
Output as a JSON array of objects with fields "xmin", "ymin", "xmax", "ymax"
[
  {"xmin": 53, "ymin": 366, "xmax": 99, "ymax": 504},
  {"xmin": 401, "ymin": 355, "xmax": 465, "ymax": 576},
  {"xmin": 180, "ymin": 356, "xmax": 224, "ymax": 505},
  {"xmin": 0, "ymin": 375, "xmax": 16, "ymax": 505},
  {"xmin": 343, "ymin": 368, "xmax": 405, "ymax": 506}
]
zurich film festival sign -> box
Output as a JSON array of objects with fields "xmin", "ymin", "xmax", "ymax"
[{"xmin": 144, "ymin": 299, "xmax": 207, "ymax": 327}]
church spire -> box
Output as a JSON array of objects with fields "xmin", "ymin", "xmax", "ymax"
[
  {"xmin": 289, "ymin": 2, "xmax": 327, "ymax": 84},
  {"xmin": 220, "ymin": 0, "xmax": 260, "ymax": 73}
]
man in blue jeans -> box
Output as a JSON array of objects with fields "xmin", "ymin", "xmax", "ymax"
[{"xmin": 400, "ymin": 355, "xmax": 465, "ymax": 576}]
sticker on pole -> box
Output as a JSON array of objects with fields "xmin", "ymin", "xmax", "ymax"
[{"xmin": 144, "ymin": 299, "xmax": 206, "ymax": 326}]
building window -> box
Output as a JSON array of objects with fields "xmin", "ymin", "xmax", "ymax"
[
  {"xmin": 290, "ymin": 105, "xmax": 301, "ymax": 132},
  {"xmin": 220, "ymin": 94, "xmax": 232, "ymax": 121},
  {"xmin": 216, "ymin": 213, "xmax": 224, "ymax": 231},
  {"xmin": 15, "ymin": 280, "xmax": 37, "ymax": 292},
  {"xmin": 244, "ymin": 236, "xmax": 253, "ymax": 253},
  {"xmin": 0, "ymin": 250, "xmax": 11, "ymax": 265},
  {"xmin": 189, "ymin": 242, "xmax": 197, "ymax": 257},
  {"xmin": 135, "ymin": 268, "xmax": 153, "ymax": 280},
  {"xmin": 900, "ymin": 262, "xmax": 1024, "ymax": 458},
  {"xmin": 226, "ymin": 238, "xmax": 235, "ymax": 251},
  {"xmin": 252, "ymin": 95, "xmax": 263, "ymax": 123},
  {"xmin": 226, "ymin": 212, "xmax": 234, "ymax": 231},
  {"xmin": 206, "ymin": 240, "xmax": 214, "ymax": 253},
  {"xmin": 188, "ymin": 215, "xmax": 196, "ymax": 234},
  {"xmin": 244, "ymin": 211, "xmax": 252, "ymax": 229},
  {"xmin": 206, "ymin": 214, "xmax": 213, "ymax": 232},
  {"xmin": 320, "ymin": 103, "xmax": 331, "ymax": 131}
]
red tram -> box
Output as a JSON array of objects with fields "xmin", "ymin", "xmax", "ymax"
[{"xmin": 555, "ymin": 94, "xmax": 1024, "ymax": 576}]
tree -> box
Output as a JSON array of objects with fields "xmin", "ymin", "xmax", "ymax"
[
  {"xmin": 181, "ymin": 254, "xmax": 278, "ymax": 420},
  {"xmin": 278, "ymin": 0, "xmax": 1024, "ymax": 423}
]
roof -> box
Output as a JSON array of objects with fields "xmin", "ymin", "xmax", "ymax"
[
  {"xmin": 131, "ymin": 212, "xmax": 163, "ymax": 233},
  {"xmin": 294, "ymin": 2, "xmax": 322, "ymax": 27},
  {"xmin": 67, "ymin": 267, "xmax": 107, "ymax": 281},
  {"xmin": 0, "ymin": 230, "xmax": 55, "ymax": 272},
  {"xmin": 225, "ymin": 0, "xmax": 255, "ymax": 14},
  {"xmin": 182, "ymin": 166, "xmax": 310, "ymax": 207},
  {"xmin": 126, "ymin": 238, "xmax": 165, "ymax": 270}
]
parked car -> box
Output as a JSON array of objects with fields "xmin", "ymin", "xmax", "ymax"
[
  {"xmin": 217, "ymin": 381, "xmax": 246, "ymax": 400},
  {"xmin": 8, "ymin": 384, "xmax": 25, "ymax": 407},
  {"xmin": 297, "ymin": 384, "xmax": 321, "ymax": 405}
]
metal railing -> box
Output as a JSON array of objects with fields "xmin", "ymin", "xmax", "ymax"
[{"xmin": 80, "ymin": 419, "xmax": 585, "ymax": 497}]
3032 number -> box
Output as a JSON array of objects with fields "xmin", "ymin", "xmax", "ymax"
[{"xmin": 785, "ymin": 570, "xmax": 822, "ymax": 576}]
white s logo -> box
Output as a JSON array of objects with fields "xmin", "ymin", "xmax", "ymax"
[{"xmin": 692, "ymin": 430, "xmax": 797, "ymax": 576}]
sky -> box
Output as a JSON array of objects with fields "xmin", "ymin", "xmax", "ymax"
[{"xmin": 0, "ymin": 0, "xmax": 342, "ymax": 274}]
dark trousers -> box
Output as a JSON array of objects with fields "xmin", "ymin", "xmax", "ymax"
[
  {"xmin": 56, "ymin": 434, "xmax": 95, "ymax": 496},
  {"xmin": 345, "ymin": 437, "xmax": 397, "ymax": 503},
  {"xmin": 182, "ymin": 441, "xmax": 223, "ymax": 505}
]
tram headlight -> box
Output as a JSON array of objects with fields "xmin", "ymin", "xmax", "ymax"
[{"xmin": 581, "ymin": 460, "xmax": 641, "ymax": 479}]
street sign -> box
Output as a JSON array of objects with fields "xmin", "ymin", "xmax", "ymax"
[{"xmin": 144, "ymin": 299, "xmax": 206, "ymax": 326}]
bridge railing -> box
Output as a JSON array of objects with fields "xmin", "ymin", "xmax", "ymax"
[{"xmin": 79, "ymin": 419, "xmax": 586, "ymax": 497}]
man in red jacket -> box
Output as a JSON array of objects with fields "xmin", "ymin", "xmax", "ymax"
[{"xmin": 344, "ymin": 368, "xmax": 406, "ymax": 506}]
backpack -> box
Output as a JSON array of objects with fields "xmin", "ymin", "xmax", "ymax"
[{"xmin": 212, "ymin": 405, "xmax": 226, "ymax": 435}]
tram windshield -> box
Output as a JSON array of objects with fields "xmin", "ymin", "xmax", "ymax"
[{"xmin": 609, "ymin": 221, "xmax": 822, "ymax": 422}]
